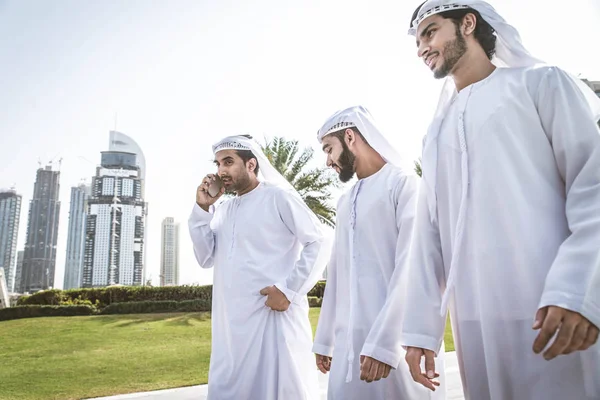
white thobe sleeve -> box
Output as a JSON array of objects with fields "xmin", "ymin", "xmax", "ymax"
[
  {"xmin": 535, "ymin": 67, "xmax": 600, "ymax": 328},
  {"xmin": 360, "ymin": 175, "xmax": 419, "ymax": 368},
  {"xmin": 312, "ymin": 242, "xmax": 338, "ymax": 357},
  {"xmin": 188, "ymin": 203, "xmax": 216, "ymax": 269},
  {"xmin": 399, "ymin": 179, "xmax": 447, "ymax": 356},
  {"xmin": 274, "ymin": 191, "xmax": 325, "ymax": 306}
]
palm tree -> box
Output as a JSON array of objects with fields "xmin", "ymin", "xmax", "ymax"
[
  {"xmin": 414, "ymin": 158, "xmax": 422, "ymax": 177},
  {"xmin": 261, "ymin": 137, "xmax": 339, "ymax": 228}
]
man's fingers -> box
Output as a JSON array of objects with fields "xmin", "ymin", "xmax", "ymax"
[
  {"xmin": 564, "ymin": 322, "xmax": 588, "ymax": 354},
  {"xmin": 533, "ymin": 307, "xmax": 562, "ymax": 354},
  {"xmin": 544, "ymin": 313, "xmax": 578, "ymax": 360},
  {"xmin": 371, "ymin": 362, "xmax": 383, "ymax": 382},
  {"xmin": 316, "ymin": 356, "xmax": 328, "ymax": 374},
  {"xmin": 406, "ymin": 350, "xmax": 436, "ymax": 391},
  {"xmin": 360, "ymin": 357, "xmax": 372, "ymax": 381},
  {"xmin": 259, "ymin": 287, "xmax": 270, "ymax": 296},
  {"xmin": 316, "ymin": 359, "xmax": 326, "ymax": 374},
  {"xmin": 366, "ymin": 360, "xmax": 380, "ymax": 382},
  {"xmin": 581, "ymin": 325, "xmax": 600, "ymax": 351},
  {"xmin": 533, "ymin": 307, "xmax": 548, "ymax": 330},
  {"xmin": 424, "ymin": 350, "xmax": 436, "ymax": 379},
  {"xmin": 383, "ymin": 364, "xmax": 391, "ymax": 379},
  {"xmin": 406, "ymin": 351, "xmax": 422, "ymax": 382},
  {"xmin": 323, "ymin": 356, "xmax": 331, "ymax": 372}
]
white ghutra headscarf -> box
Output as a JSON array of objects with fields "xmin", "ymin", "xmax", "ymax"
[
  {"xmin": 317, "ymin": 105, "xmax": 409, "ymax": 172},
  {"xmin": 409, "ymin": 0, "xmax": 600, "ymax": 315}
]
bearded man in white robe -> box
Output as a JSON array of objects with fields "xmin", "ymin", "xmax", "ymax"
[
  {"xmin": 312, "ymin": 106, "xmax": 446, "ymax": 399},
  {"xmin": 400, "ymin": 2, "xmax": 600, "ymax": 399},
  {"xmin": 189, "ymin": 134, "xmax": 326, "ymax": 400}
]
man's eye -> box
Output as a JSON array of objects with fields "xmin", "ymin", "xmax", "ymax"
[{"xmin": 428, "ymin": 30, "xmax": 435, "ymax": 38}]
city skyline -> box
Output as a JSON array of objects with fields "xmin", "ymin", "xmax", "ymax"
[{"xmin": 1, "ymin": 0, "xmax": 598, "ymax": 290}]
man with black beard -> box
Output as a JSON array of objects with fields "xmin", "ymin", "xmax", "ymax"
[
  {"xmin": 312, "ymin": 106, "xmax": 445, "ymax": 400},
  {"xmin": 190, "ymin": 134, "xmax": 326, "ymax": 400}
]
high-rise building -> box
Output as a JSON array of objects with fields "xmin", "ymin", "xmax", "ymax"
[
  {"xmin": 63, "ymin": 183, "xmax": 90, "ymax": 290},
  {"xmin": 0, "ymin": 188, "xmax": 22, "ymax": 292},
  {"xmin": 160, "ymin": 217, "xmax": 179, "ymax": 287},
  {"xmin": 0, "ymin": 267, "xmax": 9, "ymax": 308},
  {"xmin": 20, "ymin": 166, "xmax": 61, "ymax": 293},
  {"xmin": 83, "ymin": 151, "xmax": 147, "ymax": 287},
  {"xmin": 108, "ymin": 131, "xmax": 148, "ymax": 284},
  {"xmin": 14, "ymin": 250, "xmax": 24, "ymax": 293}
]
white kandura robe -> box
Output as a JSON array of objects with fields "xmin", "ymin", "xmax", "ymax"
[
  {"xmin": 313, "ymin": 164, "xmax": 446, "ymax": 399},
  {"xmin": 189, "ymin": 182, "xmax": 325, "ymax": 400},
  {"xmin": 401, "ymin": 66, "xmax": 600, "ymax": 400}
]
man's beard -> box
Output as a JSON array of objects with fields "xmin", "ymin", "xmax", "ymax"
[
  {"xmin": 336, "ymin": 143, "xmax": 356, "ymax": 183},
  {"xmin": 434, "ymin": 26, "xmax": 467, "ymax": 79},
  {"xmin": 226, "ymin": 171, "xmax": 251, "ymax": 194}
]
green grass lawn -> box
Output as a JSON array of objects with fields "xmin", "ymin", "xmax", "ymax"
[{"xmin": 0, "ymin": 309, "xmax": 454, "ymax": 400}]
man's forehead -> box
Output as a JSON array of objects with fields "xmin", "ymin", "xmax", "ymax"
[
  {"xmin": 417, "ymin": 14, "xmax": 444, "ymax": 34},
  {"xmin": 321, "ymin": 133, "xmax": 342, "ymax": 147},
  {"xmin": 214, "ymin": 149, "xmax": 238, "ymax": 161}
]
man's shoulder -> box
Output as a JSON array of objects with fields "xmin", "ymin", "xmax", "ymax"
[
  {"xmin": 261, "ymin": 182, "xmax": 296, "ymax": 200},
  {"xmin": 381, "ymin": 164, "xmax": 417, "ymax": 191},
  {"xmin": 504, "ymin": 64, "xmax": 569, "ymax": 87}
]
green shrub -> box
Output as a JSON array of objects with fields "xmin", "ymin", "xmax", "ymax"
[
  {"xmin": 308, "ymin": 296, "xmax": 322, "ymax": 308},
  {"xmin": 100, "ymin": 299, "xmax": 212, "ymax": 315},
  {"xmin": 0, "ymin": 305, "xmax": 96, "ymax": 321},
  {"xmin": 15, "ymin": 282, "xmax": 325, "ymax": 311},
  {"xmin": 307, "ymin": 281, "xmax": 326, "ymax": 298}
]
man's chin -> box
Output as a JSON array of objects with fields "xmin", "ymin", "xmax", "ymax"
[
  {"xmin": 339, "ymin": 171, "xmax": 355, "ymax": 183},
  {"xmin": 433, "ymin": 68, "xmax": 449, "ymax": 79}
]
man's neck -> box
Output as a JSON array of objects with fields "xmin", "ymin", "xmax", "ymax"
[
  {"xmin": 451, "ymin": 52, "xmax": 496, "ymax": 92},
  {"xmin": 355, "ymin": 150, "xmax": 386, "ymax": 180},
  {"xmin": 236, "ymin": 180, "xmax": 260, "ymax": 196}
]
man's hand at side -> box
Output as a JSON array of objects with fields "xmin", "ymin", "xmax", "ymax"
[{"xmin": 260, "ymin": 285, "xmax": 290, "ymax": 312}]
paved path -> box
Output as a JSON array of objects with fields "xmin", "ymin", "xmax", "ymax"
[{"xmin": 90, "ymin": 352, "xmax": 464, "ymax": 400}]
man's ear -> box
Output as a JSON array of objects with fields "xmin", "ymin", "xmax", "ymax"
[
  {"xmin": 345, "ymin": 128, "xmax": 356, "ymax": 146},
  {"xmin": 463, "ymin": 12, "xmax": 477, "ymax": 36},
  {"xmin": 248, "ymin": 158, "xmax": 257, "ymax": 173}
]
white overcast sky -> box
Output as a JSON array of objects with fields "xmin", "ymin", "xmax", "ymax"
[{"xmin": 1, "ymin": 0, "xmax": 598, "ymax": 288}]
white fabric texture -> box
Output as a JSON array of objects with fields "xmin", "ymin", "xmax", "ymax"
[
  {"xmin": 189, "ymin": 183, "xmax": 326, "ymax": 400},
  {"xmin": 400, "ymin": 65, "xmax": 600, "ymax": 400},
  {"xmin": 408, "ymin": 0, "xmax": 600, "ymax": 315},
  {"xmin": 313, "ymin": 164, "xmax": 445, "ymax": 399}
]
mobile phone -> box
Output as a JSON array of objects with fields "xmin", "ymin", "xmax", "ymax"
[{"xmin": 208, "ymin": 175, "xmax": 223, "ymax": 198}]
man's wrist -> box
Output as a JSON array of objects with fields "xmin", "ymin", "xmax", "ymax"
[{"xmin": 197, "ymin": 202, "xmax": 210, "ymax": 212}]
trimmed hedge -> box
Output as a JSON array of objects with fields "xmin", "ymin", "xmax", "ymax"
[
  {"xmin": 307, "ymin": 281, "xmax": 326, "ymax": 298},
  {"xmin": 18, "ymin": 285, "xmax": 213, "ymax": 308},
  {"xmin": 7, "ymin": 282, "xmax": 327, "ymax": 320},
  {"xmin": 18, "ymin": 282, "xmax": 327, "ymax": 308},
  {"xmin": 0, "ymin": 305, "xmax": 96, "ymax": 321},
  {"xmin": 308, "ymin": 296, "xmax": 322, "ymax": 308},
  {"xmin": 100, "ymin": 299, "xmax": 211, "ymax": 315}
]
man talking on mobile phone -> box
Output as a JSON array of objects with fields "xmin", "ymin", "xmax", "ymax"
[{"xmin": 189, "ymin": 134, "xmax": 327, "ymax": 400}]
